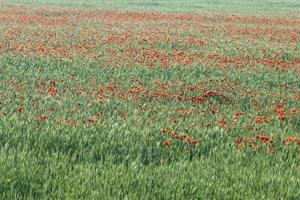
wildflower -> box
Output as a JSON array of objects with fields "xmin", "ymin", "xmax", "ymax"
[
  {"xmin": 274, "ymin": 109, "xmax": 286, "ymax": 120},
  {"xmin": 290, "ymin": 108, "xmax": 296, "ymax": 113},
  {"xmin": 192, "ymin": 139, "xmax": 200, "ymax": 145},
  {"xmin": 49, "ymin": 80, "xmax": 56, "ymax": 86},
  {"xmin": 235, "ymin": 112, "xmax": 243, "ymax": 117},
  {"xmin": 183, "ymin": 134, "xmax": 191, "ymax": 143},
  {"xmin": 235, "ymin": 138, "xmax": 244, "ymax": 150},
  {"xmin": 260, "ymin": 136, "xmax": 273, "ymax": 143},
  {"xmin": 18, "ymin": 107, "xmax": 23, "ymax": 113},
  {"xmin": 278, "ymin": 113, "xmax": 286, "ymax": 120},
  {"xmin": 47, "ymin": 87, "xmax": 57, "ymax": 94},
  {"xmin": 164, "ymin": 140, "xmax": 170, "ymax": 147},
  {"xmin": 35, "ymin": 116, "xmax": 46, "ymax": 121},
  {"xmin": 255, "ymin": 117, "xmax": 266, "ymax": 124},
  {"xmin": 244, "ymin": 124, "xmax": 252, "ymax": 131},
  {"xmin": 267, "ymin": 147, "xmax": 276, "ymax": 153},
  {"xmin": 283, "ymin": 136, "xmax": 297, "ymax": 146},
  {"xmin": 121, "ymin": 113, "xmax": 126, "ymax": 120}
]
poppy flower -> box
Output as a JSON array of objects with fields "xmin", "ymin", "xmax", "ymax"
[
  {"xmin": 283, "ymin": 136, "xmax": 297, "ymax": 146},
  {"xmin": 244, "ymin": 124, "xmax": 252, "ymax": 131},
  {"xmin": 260, "ymin": 136, "xmax": 273, "ymax": 143},
  {"xmin": 235, "ymin": 112, "xmax": 243, "ymax": 117},
  {"xmin": 235, "ymin": 138, "xmax": 244, "ymax": 150},
  {"xmin": 255, "ymin": 117, "xmax": 266, "ymax": 124},
  {"xmin": 192, "ymin": 139, "xmax": 200, "ymax": 145},
  {"xmin": 18, "ymin": 107, "xmax": 23, "ymax": 113},
  {"xmin": 35, "ymin": 116, "xmax": 46, "ymax": 121},
  {"xmin": 164, "ymin": 140, "xmax": 170, "ymax": 147},
  {"xmin": 47, "ymin": 87, "xmax": 56, "ymax": 94}
]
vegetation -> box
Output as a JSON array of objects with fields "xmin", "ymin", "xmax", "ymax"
[{"xmin": 0, "ymin": 1, "xmax": 299, "ymax": 199}]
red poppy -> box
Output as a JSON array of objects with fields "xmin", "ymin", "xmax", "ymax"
[
  {"xmin": 274, "ymin": 109, "xmax": 286, "ymax": 120},
  {"xmin": 192, "ymin": 139, "xmax": 200, "ymax": 145},
  {"xmin": 121, "ymin": 113, "xmax": 126, "ymax": 120},
  {"xmin": 47, "ymin": 87, "xmax": 56, "ymax": 94},
  {"xmin": 235, "ymin": 138, "xmax": 244, "ymax": 150},
  {"xmin": 235, "ymin": 112, "xmax": 243, "ymax": 117},
  {"xmin": 260, "ymin": 136, "xmax": 273, "ymax": 143},
  {"xmin": 49, "ymin": 80, "xmax": 56, "ymax": 86},
  {"xmin": 255, "ymin": 117, "xmax": 266, "ymax": 124},
  {"xmin": 267, "ymin": 147, "xmax": 276, "ymax": 153},
  {"xmin": 18, "ymin": 107, "xmax": 23, "ymax": 113},
  {"xmin": 290, "ymin": 108, "xmax": 297, "ymax": 113},
  {"xmin": 283, "ymin": 136, "xmax": 297, "ymax": 146},
  {"xmin": 244, "ymin": 124, "xmax": 252, "ymax": 131},
  {"xmin": 278, "ymin": 112, "xmax": 286, "ymax": 120},
  {"xmin": 164, "ymin": 140, "xmax": 170, "ymax": 147},
  {"xmin": 35, "ymin": 116, "xmax": 46, "ymax": 121}
]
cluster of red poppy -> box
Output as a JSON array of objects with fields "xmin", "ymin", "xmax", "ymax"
[
  {"xmin": 235, "ymin": 135, "xmax": 300, "ymax": 152},
  {"xmin": 0, "ymin": 5, "xmax": 299, "ymax": 157},
  {"xmin": 161, "ymin": 129, "xmax": 200, "ymax": 147},
  {"xmin": 0, "ymin": 6, "xmax": 299, "ymax": 69}
]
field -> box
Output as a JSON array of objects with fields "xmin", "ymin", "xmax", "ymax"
[{"xmin": 0, "ymin": 0, "xmax": 299, "ymax": 199}]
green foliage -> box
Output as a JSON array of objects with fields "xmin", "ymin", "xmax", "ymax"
[{"xmin": 0, "ymin": 1, "xmax": 299, "ymax": 199}]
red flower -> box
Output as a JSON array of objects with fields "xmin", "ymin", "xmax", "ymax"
[
  {"xmin": 49, "ymin": 80, "xmax": 56, "ymax": 86},
  {"xmin": 235, "ymin": 138, "xmax": 244, "ymax": 150},
  {"xmin": 183, "ymin": 134, "xmax": 191, "ymax": 143},
  {"xmin": 35, "ymin": 116, "xmax": 46, "ymax": 121},
  {"xmin": 268, "ymin": 147, "xmax": 276, "ymax": 153},
  {"xmin": 164, "ymin": 140, "xmax": 170, "ymax": 147},
  {"xmin": 260, "ymin": 136, "xmax": 273, "ymax": 143},
  {"xmin": 283, "ymin": 136, "xmax": 297, "ymax": 146},
  {"xmin": 121, "ymin": 112, "xmax": 126, "ymax": 120},
  {"xmin": 47, "ymin": 87, "xmax": 57, "ymax": 94},
  {"xmin": 274, "ymin": 109, "xmax": 286, "ymax": 120},
  {"xmin": 235, "ymin": 112, "xmax": 243, "ymax": 117},
  {"xmin": 192, "ymin": 139, "xmax": 200, "ymax": 145},
  {"xmin": 290, "ymin": 108, "xmax": 297, "ymax": 113},
  {"xmin": 18, "ymin": 107, "xmax": 23, "ymax": 113},
  {"xmin": 244, "ymin": 124, "xmax": 252, "ymax": 131},
  {"xmin": 255, "ymin": 117, "xmax": 266, "ymax": 124},
  {"xmin": 278, "ymin": 113, "xmax": 286, "ymax": 120}
]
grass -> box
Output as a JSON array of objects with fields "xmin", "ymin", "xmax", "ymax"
[
  {"xmin": 0, "ymin": 0, "xmax": 299, "ymax": 199},
  {"xmin": 0, "ymin": 0, "xmax": 300, "ymax": 15}
]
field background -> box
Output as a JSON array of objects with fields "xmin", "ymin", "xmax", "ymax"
[
  {"xmin": 0, "ymin": 0, "xmax": 299, "ymax": 199},
  {"xmin": 1, "ymin": 0, "xmax": 300, "ymax": 15}
]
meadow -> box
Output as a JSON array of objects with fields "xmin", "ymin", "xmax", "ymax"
[{"xmin": 0, "ymin": 0, "xmax": 299, "ymax": 199}]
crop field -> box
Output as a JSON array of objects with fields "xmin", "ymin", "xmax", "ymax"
[{"xmin": 0, "ymin": 0, "xmax": 299, "ymax": 199}]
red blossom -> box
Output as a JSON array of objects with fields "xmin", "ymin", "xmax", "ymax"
[
  {"xmin": 290, "ymin": 108, "xmax": 297, "ymax": 113},
  {"xmin": 164, "ymin": 140, "xmax": 170, "ymax": 147},
  {"xmin": 35, "ymin": 116, "xmax": 46, "ymax": 121},
  {"xmin": 255, "ymin": 116, "xmax": 266, "ymax": 124},
  {"xmin": 274, "ymin": 109, "xmax": 286, "ymax": 120},
  {"xmin": 49, "ymin": 80, "xmax": 56, "ymax": 86},
  {"xmin": 244, "ymin": 124, "xmax": 252, "ymax": 131},
  {"xmin": 121, "ymin": 113, "xmax": 127, "ymax": 120},
  {"xmin": 283, "ymin": 136, "xmax": 299, "ymax": 146},
  {"xmin": 260, "ymin": 136, "xmax": 273, "ymax": 143},
  {"xmin": 267, "ymin": 147, "xmax": 276, "ymax": 153},
  {"xmin": 235, "ymin": 138, "xmax": 244, "ymax": 150},
  {"xmin": 192, "ymin": 139, "xmax": 200, "ymax": 145},
  {"xmin": 18, "ymin": 107, "xmax": 23, "ymax": 113},
  {"xmin": 235, "ymin": 112, "xmax": 243, "ymax": 117},
  {"xmin": 47, "ymin": 87, "xmax": 57, "ymax": 94}
]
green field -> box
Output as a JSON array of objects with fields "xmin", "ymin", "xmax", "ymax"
[
  {"xmin": 0, "ymin": 0, "xmax": 299, "ymax": 199},
  {"xmin": 1, "ymin": 0, "xmax": 300, "ymax": 15}
]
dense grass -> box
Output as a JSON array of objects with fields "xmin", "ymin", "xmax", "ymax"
[{"xmin": 0, "ymin": 1, "xmax": 300, "ymax": 199}]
